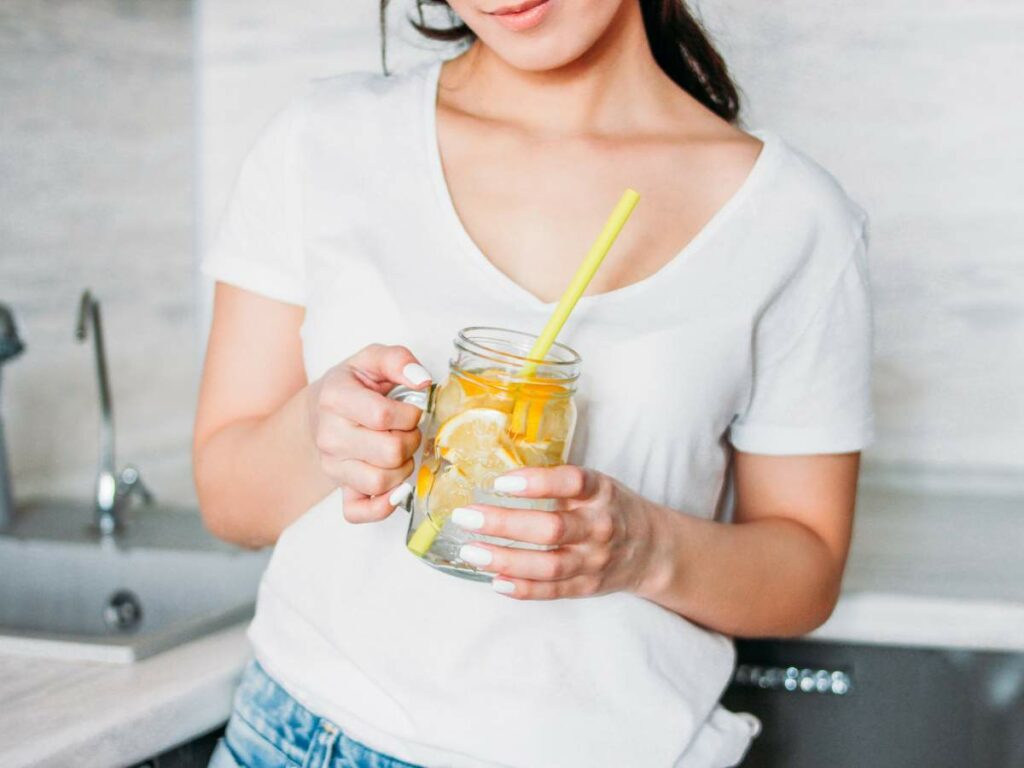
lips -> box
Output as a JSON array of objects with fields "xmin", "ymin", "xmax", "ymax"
[
  {"xmin": 489, "ymin": 0, "xmax": 546, "ymax": 13},
  {"xmin": 487, "ymin": 0, "xmax": 551, "ymax": 31}
]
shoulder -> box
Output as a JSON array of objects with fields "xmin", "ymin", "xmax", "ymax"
[
  {"xmin": 735, "ymin": 132, "xmax": 872, "ymax": 329},
  {"xmin": 246, "ymin": 63, "xmax": 435, "ymax": 181},
  {"xmin": 293, "ymin": 63, "xmax": 434, "ymax": 128},
  {"xmin": 736, "ymin": 131, "xmax": 870, "ymax": 303},
  {"xmin": 760, "ymin": 132, "xmax": 868, "ymax": 244}
]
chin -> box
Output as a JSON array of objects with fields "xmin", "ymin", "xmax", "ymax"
[{"xmin": 484, "ymin": 33, "xmax": 595, "ymax": 72}]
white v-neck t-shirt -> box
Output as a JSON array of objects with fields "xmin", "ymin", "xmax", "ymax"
[{"xmin": 204, "ymin": 61, "xmax": 873, "ymax": 768}]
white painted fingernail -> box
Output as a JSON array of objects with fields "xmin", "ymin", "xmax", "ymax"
[
  {"xmin": 493, "ymin": 475, "xmax": 528, "ymax": 493},
  {"xmin": 402, "ymin": 363, "xmax": 432, "ymax": 386},
  {"xmin": 387, "ymin": 482, "xmax": 413, "ymax": 506},
  {"xmin": 492, "ymin": 579, "xmax": 516, "ymax": 594},
  {"xmin": 451, "ymin": 507, "xmax": 484, "ymax": 530},
  {"xmin": 459, "ymin": 544, "xmax": 493, "ymax": 566}
]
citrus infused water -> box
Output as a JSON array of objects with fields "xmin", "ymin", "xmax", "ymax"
[{"xmin": 400, "ymin": 328, "xmax": 580, "ymax": 581}]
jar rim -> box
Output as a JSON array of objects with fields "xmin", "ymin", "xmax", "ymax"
[{"xmin": 455, "ymin": 326, "xmax": 582, "ymax": 371}]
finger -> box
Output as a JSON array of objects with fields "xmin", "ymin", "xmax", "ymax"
[
  {"xmin": 319, "ymin": 422, "xmax": 420, "ymax": 469},
  {"xmin": 490, "ymin": 574, "xmax": 603, "ymax": 601},
  {"xmin": 349, "ymin": 344, "xmax": 432, "ymax": 392},
  {"xmin": 457, "ymin": 542, "xmax": 584, "ymax": 581},
  {"xmin": 321, "ymin": 384, "xmax": 423, "ymax": 432},
  {"xmin": 492, "ymin": 465, "xmax": 599, "ymax": 500},
  {"xmin": 323, "ymin": 458, "xmax": 413, "ymax": 497},
  {"xmin": 341, "ymin": 485, "xmax": 403, "ymax": 524},
  {"xmin": 356, "ymin": 426, "xmax": 421, "ymax": 468},
  {"xmin": 450, "ymin": 505, "xmax": 588, "ymax": 546}
]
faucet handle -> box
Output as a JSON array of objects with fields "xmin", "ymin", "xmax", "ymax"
[
  {"xmin": 0, "ymin": 303, "xmax": 25, "ymax": 364},
  {"xmin": 116, "ymin": 464, "xmax": 154, "ymax": 506}
]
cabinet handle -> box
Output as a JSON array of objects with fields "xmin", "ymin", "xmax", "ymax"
[{"xmin": 732, "ymin": 664, "xmax": 853, "ymax": 695}]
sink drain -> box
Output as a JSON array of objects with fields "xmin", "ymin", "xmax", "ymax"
[{"xmin": 104, "ymin": 589, "xmax": 143, "ymax": 631}]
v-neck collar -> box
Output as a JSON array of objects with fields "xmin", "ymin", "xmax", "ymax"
[{"xmin": 420, "ymin": 60, "xmax": 780, "ymax": 310}]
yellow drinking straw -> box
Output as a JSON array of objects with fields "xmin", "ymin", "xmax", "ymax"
[
  {"xmin": 407, "ymin": 505, "xmax": 445, "ymax": 557},
  {"xmin": 520, "ymin": 188, "xmax": 641, "ymax": 375},
  {"xmin": 407, "ymin": 188, "xmax": 641, "ymax": 559}
]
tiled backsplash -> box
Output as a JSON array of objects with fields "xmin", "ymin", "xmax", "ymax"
[{"xmin": 2, "ymin": 1, "xmax": 1021, "ymax": 514}]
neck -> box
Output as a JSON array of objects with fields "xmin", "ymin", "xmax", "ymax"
[{"xmin": 441, "ymin": 4, "xmax": 681, "ymax": 136}]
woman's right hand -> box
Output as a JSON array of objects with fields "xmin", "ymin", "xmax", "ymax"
[{"xmin": 308, "ymin": 344, "xmax": 432, "ymax": 523}]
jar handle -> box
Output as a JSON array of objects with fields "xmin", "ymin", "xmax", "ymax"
[
  {"xmin": 384, "ymin": 383, "xmax": 435, "ymax": 512},
  {"xmin": 385, "ymin": 383, "xmax": 435, "ymax": 422}
]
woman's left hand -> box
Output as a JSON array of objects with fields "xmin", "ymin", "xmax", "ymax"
[{"xmin": 450, "ymin": 466, "xmax": 663, "ymax": 600}]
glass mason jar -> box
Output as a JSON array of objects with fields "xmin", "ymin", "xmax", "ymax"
[{"xmin": 389, "ymin": 327, "xmax": 581, "ymax": 581}]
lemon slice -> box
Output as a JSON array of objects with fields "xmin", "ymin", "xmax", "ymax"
[
  {"xmin": 427, "ymin": 465, "xmax": 473, "ymax": 521},
  {"xmin": 511, "ymin": 439, "xmax": 564, "ymax": 468},
  {"xmin": 407, "ymin": 465, "xmax": 472, "ymax": 557},
  {"xmin": 435, "ymin": 408, "xmax": 515, "ymax": 462},
  {"xmin": 432, "ymin": 379, "xmax": 465, "ymax": 426}
]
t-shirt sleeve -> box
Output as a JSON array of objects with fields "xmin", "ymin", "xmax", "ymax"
[
  {"xmin": 202, "ymin": 99, "xmax": 306, "ymax": 305},
  {"xmin": 729, "ymin": 228, "xmax": 875, "ymax": 455}
]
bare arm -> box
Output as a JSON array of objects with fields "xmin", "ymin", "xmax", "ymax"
[
  {"xmin": 639, "ymin": 451, "xmax": 859, "ymax": 636},
  {"xmin": 193, "ymin": 283, "xmax": 430, "ymax": 548},
  {"xmin": 445, "ymin": 451, "xmax": 859, "ymax": 638},
  {"xmin": 193, "ymin": 284, "xmax": 324, "ymax": 546}
]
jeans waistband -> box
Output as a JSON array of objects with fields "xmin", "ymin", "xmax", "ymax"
[
  {"xmin": 230, "ymin": 660, "xmax": 422, "ymax": 768},
  {"xmin": 233, "ymin": 659, "xmax": 323, "ymax": 758}
]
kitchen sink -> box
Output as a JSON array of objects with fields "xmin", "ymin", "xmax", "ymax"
[{"xmin": 0, "ymin": 498, "xmax": 269, "ymax": 663}]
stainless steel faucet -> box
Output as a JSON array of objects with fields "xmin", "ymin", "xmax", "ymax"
[
  {"xmin": 0, "ymin": 303, "xmax": 25, "ymax": 532},
  {"xmin": 75, "ymin": 290, "xmax": 152, "ymax": 535}
]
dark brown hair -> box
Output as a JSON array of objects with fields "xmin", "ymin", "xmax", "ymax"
[{"xmin": 380, "ymin": 0, "xmax": 740, "ymax": 122}]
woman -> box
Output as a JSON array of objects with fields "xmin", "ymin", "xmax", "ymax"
[{"xmin": 195, "ymin": 0, "xmax": 872, "ymax": 766}]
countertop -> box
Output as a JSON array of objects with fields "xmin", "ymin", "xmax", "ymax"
[
  {"xmin": 0, "ymin": 624, "xmax": 249, "ymax": 768},
  {"xmin": 811, "ymin": 484, "xmax": 1024, "ymax": 652},
  {"xmin": 2, "ymin": 484, "xmax": 1022, "ymax": 767}
]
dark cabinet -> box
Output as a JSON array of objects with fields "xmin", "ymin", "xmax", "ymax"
[
  {"xmin": 131, "ymin": 727, "xmax": 222, "ymax": 768},
  {"xmin": 132, "ymin": 640, "xmax": 1024, "ymax": 767},
  {"xmin": 723, "ymin": 640, "xmax": 1024, "ymax": 768}
]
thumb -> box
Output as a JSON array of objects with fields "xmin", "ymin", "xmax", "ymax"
[{"xmin": 348, "ymin": 344, "xmax": 432, "ymax": 393}]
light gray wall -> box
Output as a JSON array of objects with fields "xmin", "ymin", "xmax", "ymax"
[
  {"xmin": 700, "ymin": 0, "xmax": 1024, "ymax": 485},
  {"xmin": 0, "ymin": 0, "xmax": 197, "ymax": 505}
]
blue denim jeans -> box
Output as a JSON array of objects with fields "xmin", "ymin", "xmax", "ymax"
[{"xmin": 209, "ymin": 660, "xmax": 423, "ymax": 768}]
